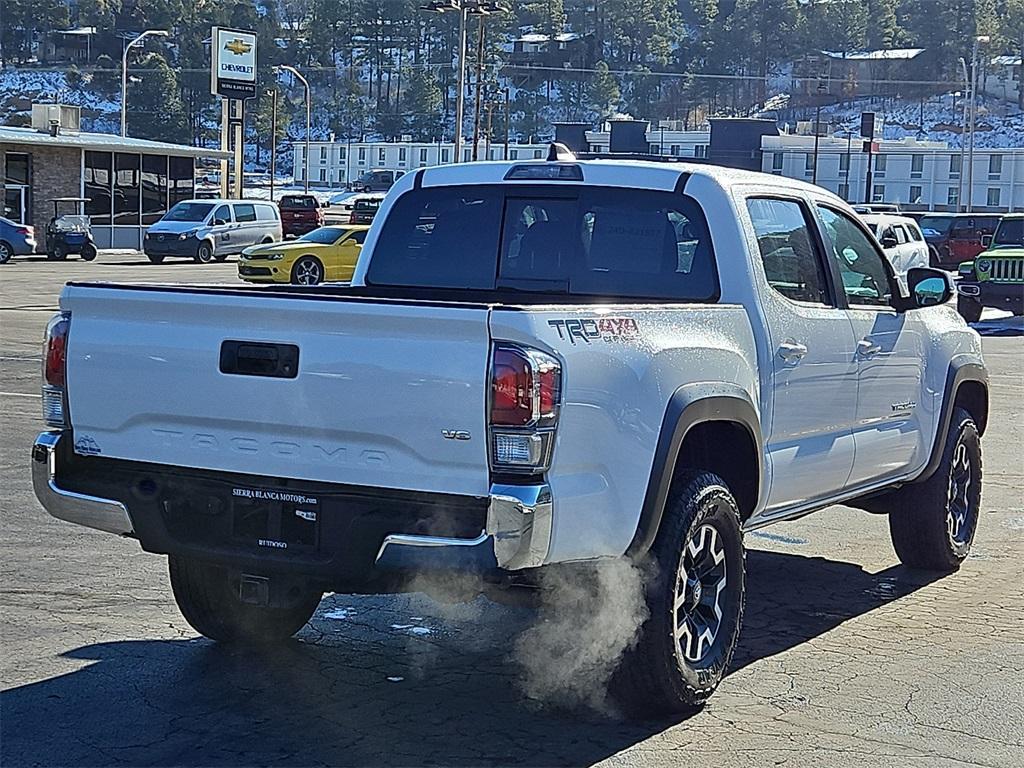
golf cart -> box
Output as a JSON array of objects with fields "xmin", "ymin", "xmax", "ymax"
[{"xmin": 46, "ymin": 198, "xmax": 97, "ymax": 261}]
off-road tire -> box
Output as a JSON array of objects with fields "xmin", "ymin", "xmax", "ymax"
[
  {"xmin": 80, "ymin": 243, "xmax": 98, "ymax": 261},
  {"xmin": 168, "ymin": 555, "xmax": 322, "ymax": 643},
  {"xmin": 52, "ymin": 245, "xmax": 68, "ymax": 261},
  {"xmin": 957, "ymin": 296, "xmax": 983, "ymax": 323},
  {"xmin": 889, "ymin": 407, "xmax": 981, "ymax": 572},
  {"xmin": 611, "ymin": 471, "xmax": 746, "ymax": 718}
]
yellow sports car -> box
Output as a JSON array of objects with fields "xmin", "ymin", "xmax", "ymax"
[{"xmin": 238, "ymin": 225, "xmax": 369, "ymax": 285}]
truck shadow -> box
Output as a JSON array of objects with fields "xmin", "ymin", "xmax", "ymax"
[{"xmin": 0, "ymin": 549, "xmax": 942, "ymax": 767}]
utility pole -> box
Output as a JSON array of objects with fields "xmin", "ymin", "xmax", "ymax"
[
  {"xmin": 958, "ymin": 58, "xmax": 969, "ymax": 212},
  {"xmin": 471, "ymin": 14, "xmax": 486, "ymax": 160},
  {"xmin": 503, "ymin": 86, "xmax": 510, "ymax": 160}
]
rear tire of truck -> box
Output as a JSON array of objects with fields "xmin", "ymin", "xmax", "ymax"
[
  {"xmin": 168, "ymin": 555, "xmax": 322, "ymax": 643},
  {"xmin": 888, "ymin": 407, "xmax": 981, "ymax": 572},
  {"xmin": 957, "ymin": 296, "xmax": 983, "ymax": 323},
  {"xmin": 611, "ymin": 471, "xmax": 746, "ymax": 718}
]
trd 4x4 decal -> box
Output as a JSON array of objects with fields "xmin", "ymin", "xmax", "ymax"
[{"xmin": 548, "ymin": 317, "xmax": 640, "ymax": 345}]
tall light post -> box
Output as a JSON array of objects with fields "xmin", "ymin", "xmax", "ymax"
[
  {"xmin": 421, "ymin": 0, "xmax": 475, "ymax": 163},
  {"xmin": 121, "ymin": 29, "xmax": 168, "ymax": 137},
  {"xmin": 958, "ymin": 58, "xmax": 969, "ymax": 212},
  {"xmin": 265, "ymin": 89, "xmax": 278, "ymax": 202},
  {"xmin": 276, "ymin": 65, "xmax": 311, "ymax": 193},
  {"xmin": 966, "ymin": 35, "xmax": 990, "ymax": 212},
  {"xmin": 811, "ymin": 79, "xmax": 827, "ymax": 186}
]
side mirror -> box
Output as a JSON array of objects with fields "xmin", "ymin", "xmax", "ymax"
[
  {"xmin": 906, "ymin": 267, "xmax": 953, "ymax": 309},
  {"xmin": 880, "ymin": 234, "xmax": 898, "ymax": 249},
  {"xmin": 213, "ymin": 218, "xmax": 227, "ymax": 226},
  {"xmin": 981, "ymin": 234, "xmax": 992, "ymax": 247}
]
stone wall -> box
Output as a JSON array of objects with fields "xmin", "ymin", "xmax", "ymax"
[{"xmin": 1, "ymin": 143, "xmax": 81, "ymax": 252}]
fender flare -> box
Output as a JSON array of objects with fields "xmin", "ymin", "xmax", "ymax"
[
  {"xmin": 913, "ymin": 356, "xmax": 988, "ymax": 484},
  {"xmin": 625, "ymin": 383, "xmax": 764, "ymax": 557}
]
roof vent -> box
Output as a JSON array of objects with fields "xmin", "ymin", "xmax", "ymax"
[{"xmin": 31, "ymin": 104, "xmax": 81, "ymax": 135}]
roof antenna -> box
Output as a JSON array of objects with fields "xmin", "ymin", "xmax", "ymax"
[{"xmin": 547, "ymin": 142, "xmax": 576, "ymax": 161}]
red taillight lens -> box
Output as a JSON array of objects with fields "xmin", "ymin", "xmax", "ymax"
[
  {"xmin": 44, "ymin": 312, "xmax": 70, "ymax": 388},
  {"xmin": 492, "ymin": 347, "xmax": 533, "ymax": 427}
]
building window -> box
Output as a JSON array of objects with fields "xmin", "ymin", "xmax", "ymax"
[
  {"xmin": 419, "ymin": 148, "xmax": 428, "ymax": 163},
  {"xmin": 804, "ymin": 153, "xmax": 814, "ymax": 174},
  {"xmin": 909, "ymin": 185, "xmax": 923, "ymax": 203},
  {"xmin": 874, "ymin": 154, "xmax": 887, "ymax": 178},
  {"xmin": 4, "ymin": 152, "xmax": 29, "ymax": 185},
  {"xmin": 988, "ymin": 154, "xmax": 1002, "ymax": 179},
  {"xmin": 947, "ymin": 187, "xmax": 960, "ymax": 208},
  {"xmin": 839, "ymin": 153, "xmax": 849, "ymax": 173},
  {"xmin": 872, "ymin": 184, "xmax": 885, "ymax": 202},
  {"xmin": 772, "ymin": 152, "xmax": 783, "ymax": 173},
  {"xmin": 339, "ymin": 146, "xmax": 347, "ymax": 160},
  {"xmin": 838, "ymin": 182, "xmax": 850, "ymax": 200},
  {"xmin": 141, "ymin": 154, "xmax": 168, "ymax": 225},
  {"xmin": 949, "ymin": 154, "xmax": 961, "ymax": 178},
  {"xmin": 378, "ymin": 147, "xmax": 386, "ymax": 163},
  {"xmin": 319, "ymin": 168, "xmax": 326, "ymax": 182},
  {"xmin": 113, "ymin": 152, "xmax": 141, "ymax": 226},
  {"xmin": 441, "ymin": 148, "xmax": 450, "ymax": 163},
  {"xmin": 533, "ymin": 150, "xmax": 543, "ymax": 159},
  {"xmin": 464, "ymin": 148, "xmax": 472, "ymax": 162},
  {"xmin": 650, "ymin": 144, "xmax": 660, "ymax": 155},
  {"xmin": 399, "ymin": 147, "xmax": 407, "ymax": 163},
  {"xmin": 911, "ymin": 154, "xmax": 923, "ymax": 178},
  {"xmin": 358, "ymin": 147, "xmax": 366, "ymax": 161},
  {"xmin": 987, "ymin": 188, "xmax": 1001, "ymax": 207},
  {"xmin": 695, "ymin": 145, "xmax": 707, "ymax": 158},
  {"xmin": 319, "ymin": 146, "xmax": 327, "ymax": 162},
  {"xmin": 510, "ymin": 149, "xmax": 518, "ymax": 159},
  {"xmin": 84, "ymin": 151, "xmax": 112, "ymax": 225}
]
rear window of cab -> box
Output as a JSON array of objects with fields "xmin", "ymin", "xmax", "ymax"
[
  {"xmin": 279, "ymin": 196, "xmax": 317, "ymax": 209},
  {"xmin": 366, "ymin": 184, "xmax": 719, "ymax": 301}
]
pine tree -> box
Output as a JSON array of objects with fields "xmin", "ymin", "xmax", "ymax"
[
  {"xmin": 588, "ymin": 61, "xmax": 621, "ymax": 118},
  {"xmin": 404, "ymin": 68, "xmax": 444, "ymax": 141},
  {"xmin": 126, "ymin": 53, "xmax": 189, "ymax": 144}
]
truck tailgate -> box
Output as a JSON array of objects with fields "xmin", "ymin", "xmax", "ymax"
[{"xmin": 62, "ymin": 285, "xmax": 491, "ymax": 496}]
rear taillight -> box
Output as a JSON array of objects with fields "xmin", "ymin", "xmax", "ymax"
[
  {"xmin": 42, "ymin": 312, "xmax": 71, "ymax": 428},
  {"xmin": 489, "ymin": 344, "xmax": 561, "ymax": 473},
  {"xmin": 17, "ymin": 226, "xmax": 33, "ymax": 237}
]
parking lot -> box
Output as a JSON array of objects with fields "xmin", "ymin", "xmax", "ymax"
[{"xmin": 1, "ymin": 253, "xmax": 1022, "ymax": 767}]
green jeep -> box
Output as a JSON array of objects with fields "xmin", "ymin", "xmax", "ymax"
[{"xmin": 956, "ymin": 213, "xmax": 1024, "ymax": 323}]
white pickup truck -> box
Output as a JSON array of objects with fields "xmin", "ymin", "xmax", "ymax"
[{"xmin": 33, "ymin": 150, "xmax": 988, "ymax": 716}]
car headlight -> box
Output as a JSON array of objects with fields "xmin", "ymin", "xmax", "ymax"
[
  {"xmin": 178, "ymin": 229, "xmax": 199, "ymax": 241},
  {"xmin": 976, "ymin": 258, "xmax": 992, "ymax": 273}
]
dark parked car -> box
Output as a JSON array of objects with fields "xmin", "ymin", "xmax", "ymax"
[
  {"xmin": 348, "ymin": 169, "xmax": 403, "ymax": 193},
  {"xmin": 0, "ymin": 216, "xmax": 37, "ymax": 264},
  {"xmin": 349, "ymin": 197, "xmax": 381, "ymax": 225},
  {"xmin": 278, "ymin": 194, "xmax": 324, "ymax": 238},
  {"xmin": 919, "ymin": 213, "xmax": 1001, "ymax": 269}
]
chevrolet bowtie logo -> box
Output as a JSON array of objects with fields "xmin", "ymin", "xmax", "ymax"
[{"xmin": 225, "ymin": 39, "xmax": 252, "ymax": 55}]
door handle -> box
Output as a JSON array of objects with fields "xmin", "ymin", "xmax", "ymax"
[
  {"xmin": 858, "ymin": 339, "xmax": 882, "ymax": 357},
  {"xmin": 777, "ymin": 341, "xmax": 808, "ymax": 361}
]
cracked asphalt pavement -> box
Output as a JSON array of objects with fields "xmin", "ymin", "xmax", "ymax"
[{"xmin": 2, "ymin": 255, "xmax": 1023, "ymax": 767}]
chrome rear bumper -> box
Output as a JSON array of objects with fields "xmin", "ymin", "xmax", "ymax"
[{"xmin": 31, "ymin": 431, "xmax": 134, "ymax": 535}]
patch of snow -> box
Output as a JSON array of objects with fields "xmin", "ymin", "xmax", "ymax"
[
  {"xmin": 386, "ymin": 676, "xmax": 405, "ymax": 682},
  {"xmin": 323, "ymin": 608, "xmax": 354, "ymax": 620}
]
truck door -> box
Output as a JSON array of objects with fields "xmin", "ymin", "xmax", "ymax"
[
  {"xmin": 814, "ymin": 205, "xmax": 926, "ymax": 485},
  {"xmin": 745, "ymin": 197, "xmax": 859, "ymax": 513}
]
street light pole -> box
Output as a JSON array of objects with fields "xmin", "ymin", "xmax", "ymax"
[
  {"xmin": 811, "ymin": 79, "xmax": 827, "ymax": 186},
  {"xmin": 266, "ymin": 89, "xmax": 278, "ymax": 202},
  {"xmin": 454, "ymin": 5, "xmax": 468, "ymax": 162},
  {"xmin": 966, "ymin": 35, "xmax": 990, "ymax": 213},
  {"xmin": 471, "ymin": 13, "xmax": 487, "ymax": 161},
  {"xmin": 958, "ymin": 58, "xmax": 969, "ymax": 212},
  {"xmin": 277, "ymin": 65, "xmax": 311, "ymax": 193},
  {"xmin": 121, "ymin": 29, "xmax": 168, "ymax": 137}
]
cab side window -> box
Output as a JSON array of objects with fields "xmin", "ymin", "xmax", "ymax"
[
  {"xmin": 817, "ymin": 206, "xmax": 893, "ymax": 308},
  {"xmin": 746, "ymin": 198, "xmax": 830, "ymax": 305},
  {"xmin": 212, "ymin": 205, "xmax": 231, "ymax": 224}
]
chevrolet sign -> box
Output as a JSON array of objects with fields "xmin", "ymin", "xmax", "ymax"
[{"xmin": 211, "ymin": 27, "xmax": 257, "ymax": 99}]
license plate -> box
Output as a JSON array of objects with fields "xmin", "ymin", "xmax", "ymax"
[{"xmin": 230, "ymin": 486, "xmax": 320, "ymax": 550}]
